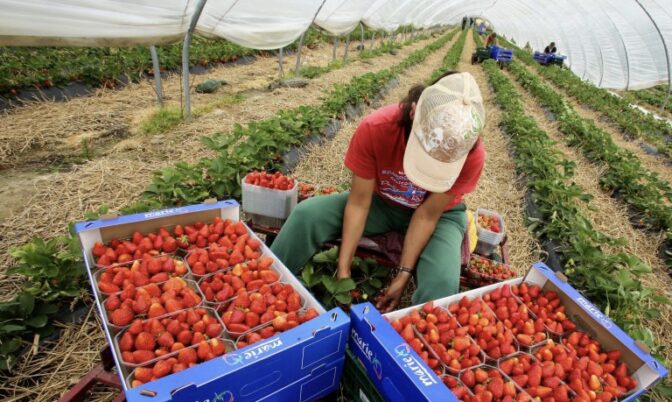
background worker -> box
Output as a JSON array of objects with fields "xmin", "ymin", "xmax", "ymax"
[
  {"xmin": 485, "ymin": 32, "xmax": 498, "ymax": 48},
  {"xmin": 544, "ymin": 42, "xmax": 557, "ymax": 54}
]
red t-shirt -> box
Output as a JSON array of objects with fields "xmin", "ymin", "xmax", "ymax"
[{"xmin": 344, "ymin": 104, "xmax": 485, "ymax": 210}]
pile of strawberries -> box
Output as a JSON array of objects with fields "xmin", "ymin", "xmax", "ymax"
[
  {"xmin": 512, "ymin": 283, "xmax": 577, "ymax": 335},
  {"xmin": 389, "ymin": 302, "xmax": 484, "ymax": 375},
  {"xmin": 298, "ymin": 182, "xmax": 316, "ymax": 199},
  {"xmin": 104, "ymin": 277, "xmax": 203, "ymax": 327},
  {"xmin": 500, "ymin": 351, "xmax": 574, "ymax": 401},
  {"xmin": 459, "ymin": 366, "xmax": 532, "ymax": 401},
  {"xmin": 236, "ymin": 308, "xmax": 319, "ymax": 348},
  {"xmin": 92, "ymin": 228, "xmax": 180, "ymax": 268},
  {"xmin": 483, "ymin": 284, "xmax": 547, "ymax": 347},
  {"xmin": 478, "ymin": 213, "xmax": 501, "ymax": 233},
  {"xmin": 118, "ymin": 307, "xmax": 223, "ymax": 365},
  {"xmin": 97, "ymin": 255, "xmax": 187, "ymax": 294},
  {"xmin": 245, "ymin": 170, "xmax": 296, "ymax": 190},
  {"xmin": 198, "ymin": 257, "xmax": 279, "ymax": 303},
  {"xmin": 448, "ymin": 296, "xmax": 517, "ymax": 360},
  {"xmin": 561, "ymin": 332, "xmax": 636, "ymax": 400},
  {"xmin": 388, "ymin": 281, "xmax": 637, "ymax": 402},
  {"xmin": 130, "ymin": 337, "xmax": 230, "ymax": 387},
  {"xmin": 219, "ymin": 283, "xmax": 304, "ymax": 335},
  {"xmin": 466, "ymin": 255, "xmax": 515, "ymax": 283},
  {"xmin": 185, "ymin": 229, "xmax": 263, "ymax": 276}
]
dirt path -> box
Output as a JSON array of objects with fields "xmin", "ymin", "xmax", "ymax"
[
  {"xmin": 0, "ymin": 33, "xmax": 457, "ymax": 402},
  {"xmin": 501, "ymin": 68, "xmax": 672, "ymax": 367},
  {"xmin": 524, "ymin": 66, "xmax": 672, "ymax": 185},
  {"xmin": 0, "ymin": 35, "xmax": 442, "ymax": 277},
  {"xmin": 0, "ymin": 40, "xmax": 370, "ymax": 169},
  {"xmin": 456, "ymin": 34, "xmax": 541, "ymax": 273}
]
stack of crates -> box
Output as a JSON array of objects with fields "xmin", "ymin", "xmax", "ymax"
[{"xmin": 490, "ymin": 46, "xmax": 513, "ymax": 62}]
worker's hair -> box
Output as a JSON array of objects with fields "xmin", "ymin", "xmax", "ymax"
[
  {"xmin": 398, "ymin": 71, "xmax": 459, "ymax": 142},
  {"xmin": 550, "ymin": 41, "xmax": 556, "ymax": 46}
]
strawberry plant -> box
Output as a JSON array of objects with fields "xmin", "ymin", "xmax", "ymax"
[
  {"xmin": 0, "ymin": 30, "xmax": 334, "ymax": 95},
  {"xmin": 299, "ymin": 247, "xmax": 389, "ymax": 308},
  {"xmin": 507, "ymin": 41, "xmax": 672, "ymax": 160}
]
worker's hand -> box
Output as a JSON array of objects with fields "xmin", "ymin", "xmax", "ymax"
[
  {"xmin": 336, "ymin": 268, "xmax": 351, "ymax": 280},
  {"xmin": 375, "ymin": 272, "xmax": 411, "ymax": 313}
]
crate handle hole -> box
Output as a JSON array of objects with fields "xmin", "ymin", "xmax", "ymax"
[
  {"xmin": 331, "ymin": 312, "xmax": 338, "ymax": 321},
  {"xmin": 363, "ymin": 306, "xmax": 370, "ymax": 314},
  {"xmin": 139, "ymin": 389, "xmax": 157, "ymax": 397}
]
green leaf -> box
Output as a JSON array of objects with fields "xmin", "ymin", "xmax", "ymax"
[
  {"xmin": 0, "ymin": 338, "xmax": 22, "ymax": 354},
  {"xmin": 335, "ymin": 278, "xmax": 356, "ymax": 293},
  {"xmin": 313, "ymin": 247, "xmax": 339, "ymax": 264},
  {"xmin": 334, "ymin": 292, "xmax": 352, "ymax": 305},
  {"xmin": 368, "ymin": 278, "xmax": 383, "ymax": 289},
  {"xmin": 25, "ymin": 314, "xmax": 48, "ymax": 328},
  {"xmin": 17, "ymin": 293, "xmax": 35, "ymax": 316},
  {"xmin": 321, "ymin": 276, "xmax": 337, "ymax": 294},
  {"xmin": 301, "ymin": 264, "xmax": 314, "ymax": 286},
  {"xmin": 0, "ymin": 324, "xmax": 26, "ymax": 333}
]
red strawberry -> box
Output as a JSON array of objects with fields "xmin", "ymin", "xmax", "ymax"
[{"xmin": 135, "ymin": 332, "xmax": 155, "ymax": 351}]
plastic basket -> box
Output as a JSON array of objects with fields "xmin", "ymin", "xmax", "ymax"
[
  {"xmin": 464, "ymin": 254, "xmax": 514, "ymax": 286},
  {"xmin": 241, "ymin": 175, "xmax": 298, "ymax": 220},
  {"xmin": 475, "ymin": 208, "xmax": 506, "ymax": 255},
  {"xmin": 341, "ymin": 348, "xmax": 385, "ymax": 402}
]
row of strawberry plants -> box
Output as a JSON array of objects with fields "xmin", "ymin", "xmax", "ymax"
[
  {"xmin": 510, "ymin": 45, "xmax": 672, "ymax": 160},
  {"xmin": 480, "ymin": 58, "xmax": 667, "ymax": 362},
  {"xmin": 626, "ymin": 85, "xmax": 672, "ymax": 114},
  {"xmin": 426, "ymin": 28, "xmax": 468, "ymax": 84},
  {"xmin": 0, "ymin": 29, "xmax": 331, "ymax": 95},
  {"xmin": 507, "ymin": 60, "xmax": 672, "ymax": 265},
  {"xmin": 0, "ymin": 29, "xmax": 456, "ymax": 371},
  {"xmin": 1, "ymin": 25, "xmax": 426, "ymax": 96}
]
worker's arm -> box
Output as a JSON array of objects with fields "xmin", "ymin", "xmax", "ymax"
[
  {"xmin": 376, "ymin": 192, "xmax": 454, "ymax": 312},
  {"xmin": 337, "ymin": 175, "xmax": 375, "ymax": 278}
]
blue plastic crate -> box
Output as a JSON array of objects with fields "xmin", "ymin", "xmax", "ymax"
[
  {"xmin": 490, "ymin": 46, "xmax": 513, "ymax": 62},
  {"xmin": 75, "ymin": 200, "xmax": 350, "ymax": 401},
  {"xmin": 126, "ymin": 311, "xmax": 348, "ymax": 401},
  {"xmin": 350, "ymin": 262, "xmax": 668, "ymax": 402}
]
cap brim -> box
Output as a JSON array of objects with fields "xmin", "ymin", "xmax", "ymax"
[{"xmin": 403, "ymin": 132, "xmax": 468, "ymax": 193}]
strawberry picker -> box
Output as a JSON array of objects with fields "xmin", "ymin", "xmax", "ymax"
[{"xmin": 271, "ymin": 72, "xmax": 486, "ymax": 312}]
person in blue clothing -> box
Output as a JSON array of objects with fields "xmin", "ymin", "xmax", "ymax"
[{"xmin": 478, "ymin": 22, "xmax": 486, "ymax": 36}]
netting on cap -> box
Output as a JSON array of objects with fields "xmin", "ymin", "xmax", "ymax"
[{"xmin": 414, "ymin": 76, "xmax": 483, "ymax": 163}]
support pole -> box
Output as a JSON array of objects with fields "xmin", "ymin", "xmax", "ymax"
[
  {"xmin": 293, "ymin": 0, "xmax": 327, "ymax": 75},
  {"xmin": 182, "ymin": 0, "xmax": 208, "ymax": 120},
  {"xmin": 332, "ymin": 37, "xmax": 338, "ymax": 61},
  {"xmin": 149, "ymin": 46, "xmax": 163, "ymax": 106},
  {"xmin": 294, "ymin": 32, "xmax": 306, "ymax": 75},
  {"xmin": 370, "ymin": 33, "xmax": 375, "ymax": 50},
  {"xmin": 343, "ymin": 33, "xmax": 350, "ymax": 61},
  {"xmin": 359, "ymin": 23, "xmax": 365, "ymax": 51},
  {"xmin": 278, "ymin": 47, "xmax": 285, "ymax": 79},
  {"xmin": 634, "ymin": 0, "xmax": 671, "ymax": 113}
]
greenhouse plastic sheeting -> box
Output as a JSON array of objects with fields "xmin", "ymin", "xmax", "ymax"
[
  {"xmin": 429, "ymin": 0, "xmax": 672, "ymax": 90},
  {"xmin": 0, "ymin": 0, "xmax": 196, "ymax": 46},
  {"xmin": 0, "ymin": 0, "xmax": 670, "ymax": 90},
  {"xmin": 196, "ymin": 0, "xmax": 324, "ymax": 50},
  {"xmin": 314, "ymin": 0, "xmax": 376, "ymax": 37}
]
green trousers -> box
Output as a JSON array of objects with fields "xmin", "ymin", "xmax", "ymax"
[{"xmin": 270, "ymin": 193, "xmax": 466, "ymax": 304}]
